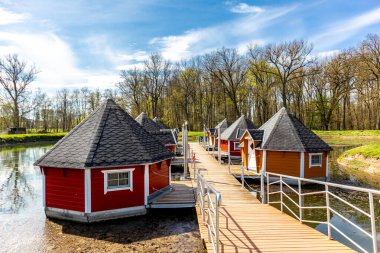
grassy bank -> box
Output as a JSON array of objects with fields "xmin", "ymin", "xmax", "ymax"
[
  {"xmin": 314, "ymin": 130, "xmax": 380, "ymax": 137},
  {"xmin": 0, "ymin": 133, "xmax": 66, "ymax": 145},
  {"xmin": 338, "ymin": 144, "xmax": 380, "ymax": 160},
  {"xmin": 178, "ymin": 131, "xmax": 203, "ymax": 142}
]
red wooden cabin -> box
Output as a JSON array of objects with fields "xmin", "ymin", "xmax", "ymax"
[
  {"xmin": 219, "ymin": 115, "xmax": 256, "ymax": 158},
  {"xmin": 34, "ymin": 99, "xmax": 174, "ymax": 222},
  {"xmin": 239, "ymin": 107, "xmax": 331, "ymax": 179},
  {"xmin": 206, "ymin": 119, "xmax": 228, "ymax": 148},
  {"xmin": 135, "ymin": 112, "xmax": 177, "ymax": 153}
]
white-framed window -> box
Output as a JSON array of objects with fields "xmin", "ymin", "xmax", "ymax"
[
  {"xmin": 102, "ymin": 168, "xmax": 134, "ymax": 194},
  {"xmin": 234, "ymin": 142, "xmax": 240, "ymax": 150},
  {"xmin": 309, "ymin": 153, "xmax": 322, "ymax": 167}
]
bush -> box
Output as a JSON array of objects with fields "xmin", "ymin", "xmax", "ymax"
[{"xmin": 0, "ymin": 133, "xmax": 67, "ymax": 145}]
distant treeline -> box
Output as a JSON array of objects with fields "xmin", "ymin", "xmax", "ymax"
[{"xmin": 1, "ymin": 34, "xmax": 380, "ymax": 132}]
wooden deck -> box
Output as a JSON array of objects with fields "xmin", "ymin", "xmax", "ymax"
[
  {"xmin": 190, "ymin": 143, "xmax": 353, "ymax": 253},
  {"xmin": 149, "ymin": 181, "xmax": 196, "ymax": 208}
]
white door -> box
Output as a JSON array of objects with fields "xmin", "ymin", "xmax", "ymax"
[{"xmin": 248, "ymin": 141, "xmax": 257, "ymax": 172}]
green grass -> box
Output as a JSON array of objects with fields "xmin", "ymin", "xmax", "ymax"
[
  {"xmin": 339, "ymin": 144, "xmax": 380, "ymax": 160},
  {"xmin": 178, "ymin": 131, "xmax": 204, "ymax": 142},
  {"xmin": 0, "ymin": 133, "xmax": 67, "ymax": 145},
  {"xmin": 314, "ymin": 130, "xmax": 380, "ymax": 137}
]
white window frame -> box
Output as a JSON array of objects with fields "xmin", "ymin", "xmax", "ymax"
[
  {"xmin": 309, "ymin": 153, "xmax": 322, "ymax": 167},
  {"xmin": 234, "ymin": 142, "xmax": 240, "ymax": 150},
  {"xmin": 102, "ymin": 168, "xmax": 135, "ymax": 194}
]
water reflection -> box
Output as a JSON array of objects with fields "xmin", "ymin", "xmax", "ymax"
[{"xmin": 0, "ymin": 145, "xmax": 50, "ymax": 213}]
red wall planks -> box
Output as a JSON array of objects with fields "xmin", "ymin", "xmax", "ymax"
[
  {"xmin": 43, "ymin": 167, "xmax": 85, "ymax": 212},
  {"xmin": 149, "ymin": 160, "xmax": 170, "ymax": 195},
  {"xmin": 91, "ymin": 165, "xmax": 145, "ymax": 212}
]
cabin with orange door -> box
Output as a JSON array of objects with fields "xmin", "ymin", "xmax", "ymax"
[
  {"xmin": 239, "ymin": 108, "xmax": 331, "ymax": 179},
  {"xmin": 219, "ymin": 115, "xmax": 256, "ymax": 158}
]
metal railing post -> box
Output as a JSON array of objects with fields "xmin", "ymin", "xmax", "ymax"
[
  {"xmin": 261, "ymin": 172, "xmax": 266, "ymax": 204},
  {"xmin": 298, "ymin": 179, "xmax": 303, "ymax": 222},
  {"xmin": 280, "ymin": 176, "xmax": 283, "ymax": 213},
  {"xmin": 326, "ymin": 185, "xmax": 331, "ymax": 240},
  {"xmin": 369, "ymin": 192, "xmax": 378, "ymax": 253},
  {"xmin": 241, "ymin": 166, "xmax": 245, "ymax": 188},
  {"xmin": 267, "ymin": 173, "xmax": 270, "ymax": 204},
  {"xmin": 215, "ymin": 194, "xmax": 219, "ymax": 253}
]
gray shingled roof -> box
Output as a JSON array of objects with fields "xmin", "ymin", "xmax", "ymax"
[
  {"xmin": 135, "ymin": 112, "xmax": 161, "ymax": 132},
  {"xmin": 246, "ymin": 129, "xmax": 264, "ymax": 140},
  {"xmin": 258, "ymin": 107, "xmax": 331, "ymax": 152},
  {"xmin": 149, "ymin": 130, "xmax": 177, "ymax": 146},
  {"xmin": 153, "ymin": 117, "xmax": 170, "ymax": 130},
  {"xmin": 208, "ymin": 119, "xmax": 229, "ymax": 136},
  {"xmin": 220, "ymin": 115, "xmax": 256, "ymax": 141},
  {"xmin": 34, "ymin": 99, "xmax": 174, "ymax": 169}
]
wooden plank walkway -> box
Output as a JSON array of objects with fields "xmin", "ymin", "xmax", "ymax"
[
  {"xmin": 149, "ymin": 181, "xmax": 196, "ymax": 208},
  {"xmin": 190, "ymin": 143, "xmax": 353, "ymax": 253}
]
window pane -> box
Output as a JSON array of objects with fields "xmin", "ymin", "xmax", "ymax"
[
  {"xmin": 108, "ymin": 179, "xmax": 119, "ymax": 187},
  {"xmin": 108, "ymin": 173, "xmax": 118, "ymax": 180},
  {"xmin": 119, "ymin": 172, "xmax": 129, "ymax": 179},
  {"xmin": 311, "ymin": 155, "xmax": 321, "ymax": 165},
  {"xmin": 119, "ymin": 179, "xmax": 129, "ymax": 186}
]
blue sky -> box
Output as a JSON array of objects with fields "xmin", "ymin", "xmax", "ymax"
[{"xmin": 0, "ymin": 0, "xmax": 380, "ymax": 93}]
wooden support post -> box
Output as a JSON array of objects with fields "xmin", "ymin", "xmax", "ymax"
[{"xmin": 217, "ymin": 127, "xmax": 221, "ymax": 164}]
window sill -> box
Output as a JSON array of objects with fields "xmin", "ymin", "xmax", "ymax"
[{"xmin": 105, "ymin": 187, "xmax": 133, "ymax": 194}]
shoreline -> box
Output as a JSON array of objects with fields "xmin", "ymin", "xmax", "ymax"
[{"xmin": 337, "ymin": 155, "xmax": 380, "ymax": 188}]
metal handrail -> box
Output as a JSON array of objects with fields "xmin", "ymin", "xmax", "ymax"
[
  {"xmin": 264, "ymin": 171, "xmax": 379, "ymax": 253},
  {"xmin": 197, "ymin": 172, "xmax": 222, "ymax": 253}
]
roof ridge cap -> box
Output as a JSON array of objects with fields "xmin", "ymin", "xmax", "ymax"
[
  {"xmin": 84, "ymin": 101, "xmax": 111, "ymax": 166},
  {"xmin": 34, "ymin": 103, "xmax": 105, "ymax": 166},
  {"xmin": 262, "ymin": 109, "xmax": 285, "ymax": 148},
  {"xmin": 286, "ymin": 111, "xmax": 307, "ymax": 152}
]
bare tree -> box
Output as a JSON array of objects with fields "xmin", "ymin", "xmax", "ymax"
[
  {"xmin": 144, "ymin": 53, "xmax": 171, "ymax": 117},
  {"xmin": 117, "ymin": 68, "xmax": 144, "ymax": 114},
  {"xmin": 0, "ymin": 54, "xmax": 38, "ymax": 128},
  {"xmin": 204, "ymin": 48, "xmax": 248, "ymax": 117},
  {"xmin": 249, "ymin": 40, "xmax": 314, "ymax": 108}
]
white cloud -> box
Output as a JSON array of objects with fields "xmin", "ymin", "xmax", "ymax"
[
  {"xmin": 312, "ymin": 6, "xmax": 380, "ymax": 50},
  {"xmin": 316, "ymin": 50, "xmax": 340, "ymax": 58},
  {"xmin": 230, "ymin": 3, "xmax": 264, "ymax": 14},
  {"xmin": 0, "ymin": 7, "xmax": 26, "ymax": 25},
  {"xmin": 150, "ymin": 5, "xmax": 296, "ymax": 61},
  {"xmin": 0, "ymin": 31, "xmax": 120, "ymax": 93}
]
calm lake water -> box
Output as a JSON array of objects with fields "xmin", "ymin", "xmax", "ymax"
[{"xmin": 0, "ymin": 143, "xmax": 204, "ymax": 253}]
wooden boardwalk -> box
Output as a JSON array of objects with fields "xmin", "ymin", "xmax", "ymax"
[
  {"xmin": 149, "ymin": 181, "xmax": 196, "ymax": 208},
  {"xmin": 190, "ymin": 143, "xmax": 353, "ymax": 253}
]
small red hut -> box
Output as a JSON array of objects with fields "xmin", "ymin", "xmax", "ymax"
[
  {"xmin": 206, "ymin": 119, "xmax": 228, "ymax": 148},
  {"xmin": 34, "ymin": 99, "xmax": 174, "ymax": 222},
  {"xmin": 219, "ymin": 115, "xmax": 256, "ymax": 158},
  {"xmin": 239, "ymin": 107, "xmax": 331, "ymax": 179},
  {"xmin": 135, "ymin": 112, "xmax": 177, "ymax": 153}
]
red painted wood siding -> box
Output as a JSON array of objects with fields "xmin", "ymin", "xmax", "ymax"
[
  {"xmin": 91, "ymin": 165, "xmax": 145, "ymax": 212},
  {"xmin": 149, "ymin": 160, "xmax": 170, "ymax": 195},
  {"xmin": 221, "ymin": 140, "xmax": 240, "ymax": 156},
  {"xmin": 167, "ymin": 145, "xmax": 176, "ymax": 152},
  {"xmin": 43, "ymin": 167, "xmax": 85, "ymax": 212}
]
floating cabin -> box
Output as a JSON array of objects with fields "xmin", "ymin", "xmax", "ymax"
[
  {"xmin": 206, "ymin": 119, "xmax": 228, "ymax": 148},
  {"xmin": 219, "ymin": 115, "xmax": 256, "ymax": 158},
  {"xmin": 135, "ymin": 112, "xmax": 177, "ymax": 153},
  {"xmin": 34, "ymin": 99, "xmax": 174, "ymax": 222},
  {"xmin": 239, "ymin": 107, "xmax": 332, "ymax": 179}
]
